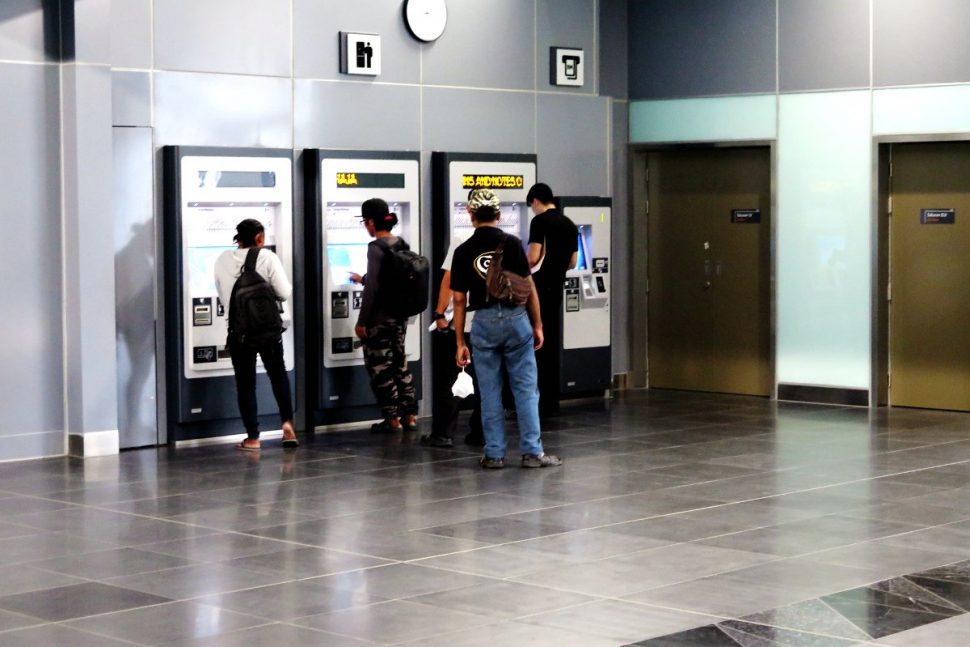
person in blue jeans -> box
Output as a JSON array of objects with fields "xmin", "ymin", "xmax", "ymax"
[{"xmin": 449, "ymin": 188, "xmax": 562, "ymax": 469}]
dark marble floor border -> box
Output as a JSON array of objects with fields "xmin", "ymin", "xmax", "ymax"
[{"xmin": 627, "ymin": 558, "xmax": 970, "ymax": 646}]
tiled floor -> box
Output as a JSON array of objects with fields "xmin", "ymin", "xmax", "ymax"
[{"xmin": 3, "ymin": 391, "xmax": 970, "ymax": 645}]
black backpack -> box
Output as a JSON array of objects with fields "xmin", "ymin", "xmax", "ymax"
[
  {"xmin": 228, "ymin": 247, "xmax": 284, "ymax": 347},
  {"xmin": 376, "ymin": 238, "xmax": 430, "ymax": 318}
]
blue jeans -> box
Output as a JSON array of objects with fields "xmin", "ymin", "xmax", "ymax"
[{"xmin": 470, "ymin": 303, "xmax": 543, "ymax": 459}]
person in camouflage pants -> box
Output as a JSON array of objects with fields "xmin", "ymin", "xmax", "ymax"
[
  {"xmin": 362, "ymin": 321, "xmax": 417, "ymax": 424},
  {"xmin": 350, "ymin": 198, "xmax": 420, "ymax": 433}
]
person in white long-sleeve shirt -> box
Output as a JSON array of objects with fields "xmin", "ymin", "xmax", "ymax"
[{"xmin": 213, "ymin": 218, "xmax": 298, "ymax": 451}]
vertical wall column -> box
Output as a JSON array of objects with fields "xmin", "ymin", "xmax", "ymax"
[{"xmin": 62, "ymin": 0, "xmax": 119, "ymax": 457}]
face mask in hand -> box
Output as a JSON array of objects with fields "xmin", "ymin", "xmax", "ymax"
[{"xmin": 452, "ymin": 367, "xmax": 474, "ymax": 399}]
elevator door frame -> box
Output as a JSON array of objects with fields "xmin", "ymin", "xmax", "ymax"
[
  {"xmin": 629, "ymin": 141, "xmax": 777, "ymax": 397},
  {"xmin": 874, "ymin": 134, "xmax": 970, "ymax": 409}
]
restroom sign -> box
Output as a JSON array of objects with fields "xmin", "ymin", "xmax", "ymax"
[
  {"xmin": 340, "ymin": 32, "xmax": 381, "ymax": 76},
  {"xmin": 921, "ymin": 208, "xmax": 955, "ymax": 224},
  {"xmin": 550, "ymin": 47, "xmax": 584, "ymax": 87}
]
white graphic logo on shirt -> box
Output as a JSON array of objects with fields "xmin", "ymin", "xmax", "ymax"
[{"xmin": 474, "ymin": 251, "xmax": 496, "ymax": 279}]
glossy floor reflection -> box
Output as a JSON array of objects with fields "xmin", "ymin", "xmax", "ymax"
[{"xmin": 2, "ymin": 390, "xmax": 970, "ymax": 644}]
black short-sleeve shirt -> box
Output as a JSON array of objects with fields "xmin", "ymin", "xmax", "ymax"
[
  {"xmin": 450, "ymin": 226, "xmax": 530, "ymax": 311},
  {"xmin": 528, "ymin": 208, "xmax": 579, "ymax": 293}
]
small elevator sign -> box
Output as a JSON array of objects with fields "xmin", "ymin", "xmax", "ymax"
[
  {"xmin": 731, "ymin": 209, "xmax": 760, "ymax": 224},
  {"xmin": 921, "ymin": 208, "xmax": 955, "ymax": 224}
]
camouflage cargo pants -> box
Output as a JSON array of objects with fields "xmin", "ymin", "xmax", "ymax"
[{"xmin": 363, "ymin": 320, "xmax": 417, "ymax": 420}]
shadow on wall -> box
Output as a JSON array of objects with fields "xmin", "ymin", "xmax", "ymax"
[
  {"xmin": 115, "ymin": 221, "xmax": 156, "ymax": 444},
  {"xmin": 0, "ymin": 0, "xmax": 73, "ymax": 61}
]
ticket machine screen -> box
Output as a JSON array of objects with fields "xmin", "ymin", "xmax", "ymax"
[
  {"xmin": 451, "ymin": 201, "xmax": 524, "ymax": 239},
  {"xmin": 576, "ymin": 224, "xmax": 592, "ymax": 271},
  {"xmin": 328, "ymin": 243, "xmax": 369, "ymax": 285}
]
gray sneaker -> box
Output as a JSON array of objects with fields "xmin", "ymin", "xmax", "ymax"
[
  {"xmin": 480, "ymin": 455, "xmax": 506, "ymax": 469},
  {"xmin": 521, "ymin": 453, "xmax": 563, "ymax": 468}
]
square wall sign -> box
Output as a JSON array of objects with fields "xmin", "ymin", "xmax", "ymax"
[
  {"xmin": 340, "ymin": 32, "xmax": 381, "ymax": 76},
  {"xmin": 551, "ymin": 47, "xmax": 584, "ymax": 87}
]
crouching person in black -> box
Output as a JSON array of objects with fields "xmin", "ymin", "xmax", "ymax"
[{"xmin": 214, "ymin": 218, "xmax": 298, "ymax": 451}]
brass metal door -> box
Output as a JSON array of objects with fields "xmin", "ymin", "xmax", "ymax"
[
  {"xmin": 647, "ymin": 148, "xmax": 771, "ymax": 396},
  {"xmin": 890, "ymin": 142, "xmax": 970, "ymax": 411}
]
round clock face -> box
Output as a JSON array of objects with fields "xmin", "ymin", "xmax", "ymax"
[{"xmin": 404, "ymin": 0, "xmax": 447, "ymax": 42}]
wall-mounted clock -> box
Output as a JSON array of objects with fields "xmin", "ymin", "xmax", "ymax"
[{"xmin": 404, "ymin": 0, "xmax": 447, "ymax": 43}]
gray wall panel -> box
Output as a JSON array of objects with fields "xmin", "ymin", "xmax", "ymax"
[
  {"xmin": 75, "ymin": 0, "xmax": 111, "ymax": 64},
  {"xmin": 0, "ymin": 432, "xmax": 65, "ymax": 462},
  {"xmin": 154, "ymin": 72, "xmax": 292, "ymax": 147},
  {"xmin": 295, "ymin": 81, "xmax": 420, "ymax": 150},
  {"xmin": 0, "ymin": 0, "xmax": 46, "ymax": 62},
  {"xmin": 422, "ymin": 0, "xmax": 535, "ymax": 90},
  {"xmin": 293, "ymin": 0, "xmax": 421, "ymax": 83},
  {"xmin": 780, "ymin": 0, "xmax": 869, "ymax": 92},
  {"xmin": 537, "ymin": 94, "xmax": 609, "ymax": 195},
  {"xmin": 537, "ymin": 0, "xmax": 596, "ymax": 93},
  {"xmin": 599, "ymin": 0, "xmax": 628, "ymax": 100},
  {"xmin": 874, "ymin": 0, "xmax": 970, "ymax": 87},
  {"xmin": 0, "ymin": 64, "xmax": 63, "ymax": 445},
  {"xmin": 62, "ymin": 64, "xmax": 118, "ymax": 435},
  {"xmin": 111, "ymin": 0, "xmax": 152, "ymax": 69},
  {"xmin": 112, "ymin": 71, "xmax": 151, "ymax": 127},
  {"xmin": 610, "ymin": 100, "xmax": 629, "ymax": 374},
  {"xmin": 422, "ymin": 88, "xmax": 535, "ymax": 154},
  {"xmin": 629, "ymin": 0, "xmax": 776, "ymax": 99},
  {"xmin": 154, "ymin": 0, "xmax": 290, "ymax": 77}
]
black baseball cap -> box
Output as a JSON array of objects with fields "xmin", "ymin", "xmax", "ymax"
[{"xmin": 359, "ymin": 198, "xmax": 389, "ymax": 221}]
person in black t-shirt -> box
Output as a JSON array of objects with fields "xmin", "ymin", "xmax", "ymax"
[
  {"xmin": 451, "ymin": 188, "xmax": 562, "ymax": 469},
  {"xmin": 526, "ymin": 183, "xmax": 579, "ymax": 418}
]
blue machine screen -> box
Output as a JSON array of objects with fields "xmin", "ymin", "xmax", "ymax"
[
  {"xmin": 188, "ymin": 246, "xmax": 235, "ymax": 294},
  {"xmin": 575, "ymin": 225, "xmax": 591, "ymax": 271},
  {"xmin": 328, "ymin": 243, "xmax": 369, "ymax": 285}
]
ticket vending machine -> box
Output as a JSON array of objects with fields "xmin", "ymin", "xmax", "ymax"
[
  {"xmin": 162, "ymin": 147, "xmax": 296, "ymax": 442},
  {"xmin": 431, "ymin": 152, "xmax": 537, "ymax": 415},
  {"xmin": 304, "ymin": 150, "xmax": 422, "ymax": 425},
  {"xmin": 431, "ymin": 153, "xmax": 536, "ymax": 270},
  {"xmin": 559, "ymin": 196, "xmax": 612, "ymax": 395}
]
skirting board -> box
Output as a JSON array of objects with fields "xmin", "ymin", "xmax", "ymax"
[
  {"xmin": 777, "ymin": 384, "xmax": 869, "ymax": 407},
  {"xmin": 68, "ymin": 429, "xmax": 120, "ymax": 457}
]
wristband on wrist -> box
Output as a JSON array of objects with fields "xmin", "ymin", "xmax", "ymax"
[{"xmin": 432, "ymin": 312, "xmax": 446, "ymax": 321}]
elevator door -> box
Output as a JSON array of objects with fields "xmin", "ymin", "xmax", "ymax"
[
  {"xmin": 890, "ymin": 142, "xmax": 970, "ymax": 411},
  {"xmin": 647, "ymin": 148, "xmax": 771, "ymax": 396}
]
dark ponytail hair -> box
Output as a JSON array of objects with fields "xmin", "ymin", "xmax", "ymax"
[{"xmin": 372, "ymin": 212, "xmax": 398, "ymax": 232}]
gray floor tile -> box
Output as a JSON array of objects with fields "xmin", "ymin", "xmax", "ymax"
[
  {"xmin": 65, "ymin": 600, "xmax": 265, "ymax": 644},
  {"xmin": 521, "ymin": 599, "xmax": 717, "ymax": 644},
  {"xmin": 28, "ymin": 547, "xmax": 196, "ymax": 580},
  {"xmin": 219, "ymin": 546, "xmax": 390, "ymax": 579},
  {"xmin": 0, "ymin": 564, "xmax": 87, "ymax": 596},
  {"xmin": 0, "ymin": 581, "xmax": 171, "ymax": 621},
  {"xmin": 294, "ymin": 599, "xmax": 493, "ymax": 644},
  {"xmin": 410, "ymin": 580, "xmax": 596, "ymax": 619},
  {"xmin": 105, "ymin": 562, "xmax": 290, "ymax": 600},
  {"xmin": 0, "ymin": 624, "xmax": 137, "ymax": 646},
  {"xmin": 196, "ymin": 579, "xmax": 388, "ymax": 621},
  {"xmin": 162, "ymin": 622, "xmax": 378, "ymax": 646},
  {"xmin": 135, "ymin": 532, "xmax": 293, "ymax": 562}
]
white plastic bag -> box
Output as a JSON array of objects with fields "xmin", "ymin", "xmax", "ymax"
[{"xmin": 452, "ymin": 367, "xmax": 474, "ymax": 398}]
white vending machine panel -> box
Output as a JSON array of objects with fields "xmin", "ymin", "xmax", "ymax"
[
  {"xmin": 318, "ymin": 157, "xmax": 421, "ymax": 368},
  {"xmin": 563, "ymin": 206, "xmax": 611, "ymax": 350},
  {"xmin": 179, "ymin": 155, "xmax": 294, "ymax": 379}
]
